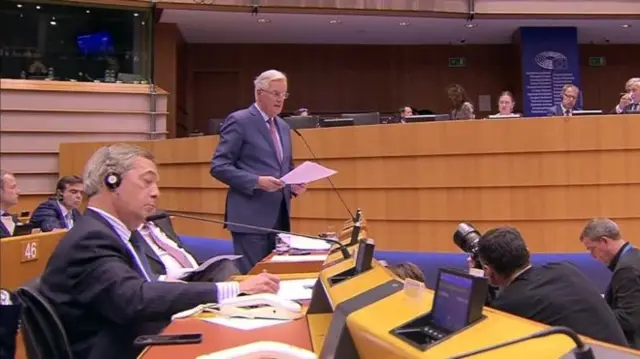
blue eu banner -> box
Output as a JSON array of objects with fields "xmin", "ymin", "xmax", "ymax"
[{"xmin": 519, "ymin": 27, "xmax": 582, "ymax": 117}]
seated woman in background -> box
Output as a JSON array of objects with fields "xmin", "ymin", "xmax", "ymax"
[
  {"xmin": 447, "ymin": 84, "xmax": 475, "ymax": 120},
  {"xmin": 491, "ymin": 91, "xmax": 521, "ymax": 118}
]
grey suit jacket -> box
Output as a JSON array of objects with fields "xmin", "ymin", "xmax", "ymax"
[{"xmin": 210, "ymin": 104, "xmax": 295, "ymax": 233}]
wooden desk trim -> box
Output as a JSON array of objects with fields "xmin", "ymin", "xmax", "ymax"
[{"xmin": 0, "ymin": 79, "xmax": 168, "ymax": 95}]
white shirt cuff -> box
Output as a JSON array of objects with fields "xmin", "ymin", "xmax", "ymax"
[
  {"xmin": 215, "ymin": 281, "xmax": 241, "ymax": 302},
  {"xmin": 158, "ymin": 275, "xmax": 167, "ymax": 281},
  {"xmin": 616, "ymin": 105, "xmax": 623, "ymax": 114}
]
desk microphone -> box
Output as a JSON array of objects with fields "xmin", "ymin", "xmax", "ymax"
[
  {"xmin": 145, "ymin": 212, "xmax": 352, "ymax": 260},
  {"xmin": 292, "ymin": 128, "xmax": 355, "ymax": 222},
  {"xmin": 449, "ymin": 326, "xmax": 594, "ymax": 359}
]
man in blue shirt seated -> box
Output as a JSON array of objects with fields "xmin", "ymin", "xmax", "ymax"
[
  {"xmin": 472, "ymin": 226, "xmax": 627, "ymax": 347},
  {"xmin": 30, "ymin": 175, "xmax": 84, "ymax": 232},
  {"xmin": 39, "ymin": 143, "xmax": 280, "ymax": 359}
]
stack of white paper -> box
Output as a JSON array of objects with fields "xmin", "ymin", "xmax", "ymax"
[
  {"xmin": 277, "ymin": 278, "xmax": 318, "ymax": 301},
  {"xmin": 278, "ymin": 234, "xmax": 331, "ymax": 250}
]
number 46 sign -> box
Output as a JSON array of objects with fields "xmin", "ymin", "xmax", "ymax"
[{"xmin": 20, "ymin": 239, "xmax": 39, "ymax": 263}]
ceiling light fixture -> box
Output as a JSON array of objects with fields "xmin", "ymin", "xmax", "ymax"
[
  {"xmin": 399, "ymin": 22, "xmax": 410, "ymax": 27},
  {"xmin": 86, "ymin": 9, "xmax": 90, "ymax": 13},
  {"xmin": 16, "ymin": 4, "xmax": 22, "ymax": 8},
  {"xmin": 621, "ymin": 24, "xmax": 631, "ymax": 28},
  {"xmin": 329, "ymin": 19, "xmax": 342, "ymax": 24},
  {"xmin": 35, "ymin": 5, "xmax": 41, "ymax": 9},
  {"xmin": 257, "ymin": 18, "xmax": 270, "ymax": 24},
  {"xmin": 465, "ymin": 23, "xmax": 477, "ymax": 28}
]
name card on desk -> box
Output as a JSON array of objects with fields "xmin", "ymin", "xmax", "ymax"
[{"xmin": 20, "ymin": 239, "xmax": 39, "ymax": 263}]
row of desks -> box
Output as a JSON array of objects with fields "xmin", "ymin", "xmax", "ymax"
[{"xmin": 140, "ymin": 246, "xmax": 640, "ymax": 358}]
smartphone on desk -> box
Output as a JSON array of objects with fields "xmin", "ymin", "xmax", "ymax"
[{"xmin": 134, "ymin": 333, "xmax": 203, "ymax": 346}]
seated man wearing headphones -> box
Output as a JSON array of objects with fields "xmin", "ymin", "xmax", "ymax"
[{"xmin": 30, "ymin": 175, "xmax": 84, "ymax": 232}]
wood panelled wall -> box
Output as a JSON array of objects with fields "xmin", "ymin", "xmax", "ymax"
[
  {"xmin": 58, "ymin": 115, "xmax": 640, "ymax": 253},
  {"xmin": 151, "ymin": 29, "xmax": 639, "ymax": 135}
]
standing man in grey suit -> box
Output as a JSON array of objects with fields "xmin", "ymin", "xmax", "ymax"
[{"xmin": 211, "ymin": 70, "xmax": 307, "ymax": 273}]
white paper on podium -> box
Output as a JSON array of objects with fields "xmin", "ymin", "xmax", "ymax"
[
  {"xmin": 278, "ymin": 234, "xmax": 331, "ymax": 250},
  {"xmin": 277, "ymin": 278, "xmax": 318, "ymax": 301},
  {"xmin": 280, "ymin": 161, "xmax": 337, "ymax": 184},
  {"xmin": 269, "ymin": 254, "xmax": 328, "ymax": 263}
]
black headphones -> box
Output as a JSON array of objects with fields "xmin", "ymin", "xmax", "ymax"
[{"xmin": 104, "ymin": 172, "xmax": 122, "ymax": 191}]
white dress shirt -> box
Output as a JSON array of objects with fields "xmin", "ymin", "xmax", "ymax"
[{"xmin": 57, "ymin": 201, "xmax": 74, "ymax": 229}]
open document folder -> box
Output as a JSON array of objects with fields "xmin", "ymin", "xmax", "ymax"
[
  {"xmin": 280, "ymin": 161, "xmax": 337, "ymax": 184},
  {"xmin": 174, "ymin": 255, "xmax": 242, "ymax": 280}
]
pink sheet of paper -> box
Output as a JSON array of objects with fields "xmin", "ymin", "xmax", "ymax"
[{"xmin": 280, "ymin": 161, "xmax": 337, "ymax": 184}]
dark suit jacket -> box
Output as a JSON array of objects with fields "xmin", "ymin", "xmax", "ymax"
[
  {"xmin": 140, "ymin": 212, "xmax": 240, "ymax": 282},
  {"xmin": 210, "ymin": 104, "xmax": 295, "ymax": 233},
  {"xmin": 490, "ymin": 262, "xmax": 627, "ymax": 347},
  {"xmin": 39, "ymin": 209, "xmax": 219, "ymax": 359},
  {"xmin": 605, "ymin": 244, "xmax": 640, "ymax": 349},
  {"xmin": 29, "ymin": 198, "xmax": 82, "ymax": 232},
  {"xmin": 623, "ymin": 102, "xmax": 640, "ymax": 114},
  {"xmin": 546, "ymin": 104, "xmax": 582, "ymax": 117},
  {"xmin": 0, "ymin": 213, "xmax": 18, "ymax": 238}
]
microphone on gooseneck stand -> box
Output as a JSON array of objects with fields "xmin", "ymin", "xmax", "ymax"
[
  {"xmin": 292, "ymin": 128, "xmax": 355, "ymax": 222},
  {"xmin": 448, "ymin": 326, "xmax": 595, "ymax": 359},
  {"xmin": 145, "ymin": 212, "xmax": 352, "ymax": 260}
]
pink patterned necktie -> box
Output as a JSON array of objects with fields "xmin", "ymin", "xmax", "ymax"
[
  {"xmin": 145, "ymin": 225, "xmax": 194, "ymax": 269},
  {"xmin": 268, "ymin": 118, "xmax": 283, "ymax": 163}
]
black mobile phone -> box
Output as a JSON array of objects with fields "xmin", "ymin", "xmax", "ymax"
[{"xmin": 133, "ymin": 333, "xmax": 203, "ymax": 346}]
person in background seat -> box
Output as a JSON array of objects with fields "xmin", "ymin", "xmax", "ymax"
[
  {"xmin": 447, "ymin": 84, "xmax": 475, "ymax": 120},
  {"xmin": 293, "ymin": 108, "xmax": 309, "ymax": 116},
  {"xmin": 580, "ymin": 218, "xmax": 640, "ymax": 349},
  {"xmin": 387, "ymin": 262, "xmax": 426, "ymax": 283},
  {"xmin": 0, "ymin": 169, "xmax": 20, "ymax": 238},
  {"xmin": 30, "ymin": 175, "xmax": 84, "ymax": 232},
  {"xmin": 547, "ymin": 84, "xmax": 581, "ymax": 116},
  {"xmin": 473, "ymin": 226, "xmax": 627, "ymax": 347}
]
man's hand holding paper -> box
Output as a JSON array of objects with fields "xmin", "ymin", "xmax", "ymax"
[{"xmin": 280, "ymin": 161, "xmax": 337, "ymax": 185}]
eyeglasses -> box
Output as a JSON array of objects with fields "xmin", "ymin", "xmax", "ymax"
[
  {"xmin": 261, "ymin": 89, "xmax": 289, "ymax": 99},
  {"xmin": 562, "ymin": 93, "xmax": 577, "ymax": 100}
]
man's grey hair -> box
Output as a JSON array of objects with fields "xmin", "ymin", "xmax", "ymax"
[
  {"xmin": 580, "ymin": 218, "xmax": 622, "ymax": 241},
  {"xmin": 626, "ymin": 77, "xmax": 640, "ymax": 91},
  {"xmin": 562, "ymin": 84, "xmax": 579, "ymax": 94},
  {"xmin": 83, "ymin": 144, "xmax": 155, "ymax": 197},
  {"xmin": 0, "ymin": 169, "xmax": 12, "ymax": 191},
  {"xmin": 254, "ymin": 69, "xmax": 287, "ymax": 98}
]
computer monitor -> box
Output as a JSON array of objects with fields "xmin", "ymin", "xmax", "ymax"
[
  {"xmin": 12, "ymin": 223, "xmax": 34, "ymax": 237},
  {"xmin": 431, "ymin": 269, "xmax": 484, "ymax": 333},
  {"xmin": 341, "ymin": 112, "xmax": 380, "ymax": 126},
  {"xmin": 572, "ymin": 110, "xmax": 603, "ymax": 116},
  {"xmin": 404, "ymin": 114, "xmax": 450, "ymax": 123},
  {"xmin": 487, "ymin": 114, "xmax": 522, "ymax": 119},
  {"xmin": 390, "ymin": 268, "xmax": 488, "ymax": 350},
  {"xmin": 318, "ymin": 117, "xmax": 354, "ymax": 128},
  {"xmin": 283, "ymin": 116, "xmax": 319, "ymax": 129}
]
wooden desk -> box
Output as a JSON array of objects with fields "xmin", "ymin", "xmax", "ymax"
[
  {"xmin": 0, "ymin": 230, "xmax": 66, "ymax": 289},
  {"xmin": 248, "ymin": 252, "xmax": 327, "ymax": 275},
  {"xmin": 139, "ymin": 273, "xmax": 321, "ymax": 358},
  {"xmin": 58, "ymin": 114, "xmax": 640, "ymax": 252}
]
